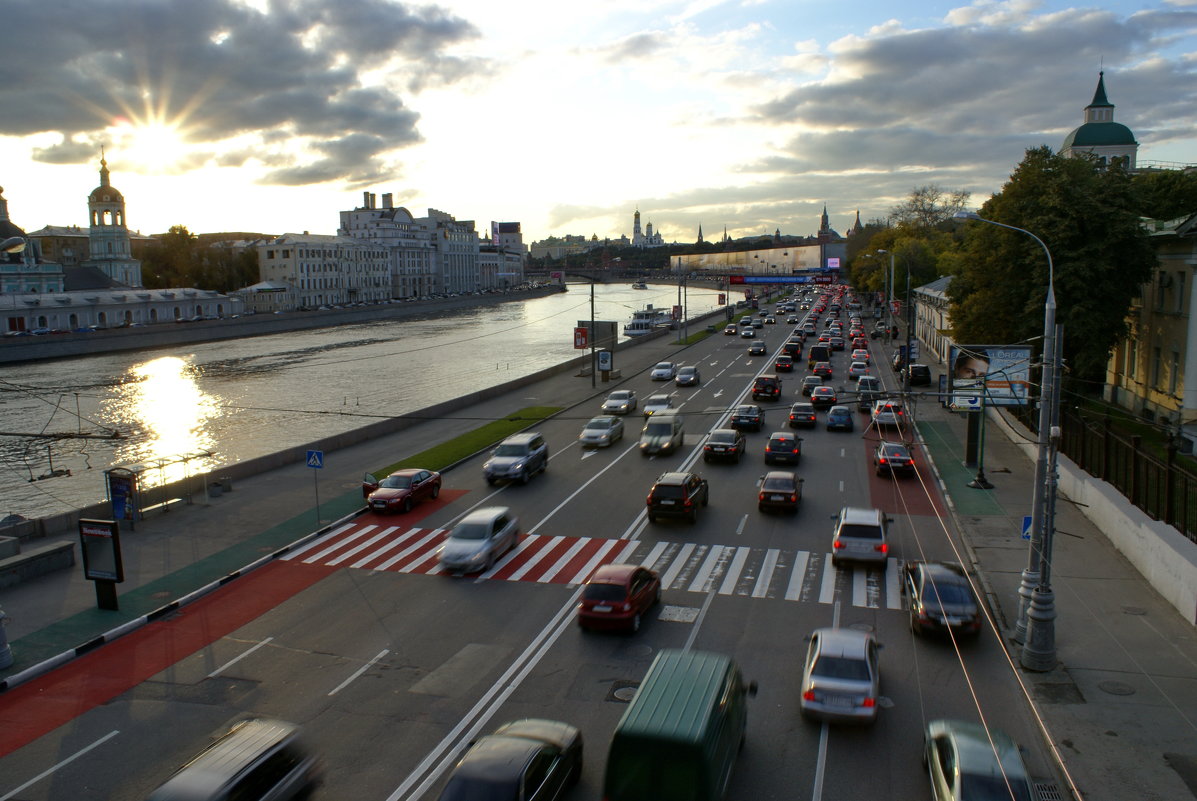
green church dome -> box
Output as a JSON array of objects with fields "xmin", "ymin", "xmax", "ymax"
[{"xmin": 1062, "ymin": 121, "xmax": 1137, "ymax": 149}]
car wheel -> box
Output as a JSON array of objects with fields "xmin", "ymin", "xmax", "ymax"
[
  {"xmin": 703, "ymin": 455, "xmax": 711, "ymax": 463},
  {"xmin": 403, "ymin": 497, "xmax": 413, "ymax": 513},
  {"xmin": 631, "ymin": 613, "xmax": 641, "ymax": 633},
  {"xmin": 648, "ymin": 514, "xmax": 657, "ymax": 524},
  {"xmin": 688, "ymin": 508, "xmax": 698, "ymax": 524},
  {"xmin": 654, "ymin": 585, "xmax": 661, "ymax": 605},
  {"xmin": 431, "ymin": 484, "xmax": 440, "ymax": 499},
  {"xmin": 486, "ymin": 477, "xmax": 496, "ymax": 486},
  {"xmin": 520, "ymin": 469, "xmax": 530, "ymax": 485}
]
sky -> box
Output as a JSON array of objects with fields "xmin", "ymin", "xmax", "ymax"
[{"xmin": 1, "ymin": 0, "xmax": 1194, "ymax": 246}]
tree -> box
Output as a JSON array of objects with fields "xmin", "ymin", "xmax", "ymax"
[
  {"xmin": 1131, "ymin": 169, "xmax": 1197, "ymax": 220},
  {"xmin": 142, "ymin": 225, "xmax": 199, "ymax": 288},
  {"xmin": 948, "ymin": 146, "xmax": 1156, "ymax": 385},
  {"xmin": 889, "ymin": 185, "xmax": 971, "ymax": 229}
]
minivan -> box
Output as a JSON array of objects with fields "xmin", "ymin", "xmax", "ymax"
[
  {"xmin": 807, "ymin": 344, "xmax": 831, "ymax": 368},
  {"xmin": 147, "ymin": 718, "xmax": 319, "ymax": 801},
  {"xmin": 603, "ymin": 649, "xmax": 757, "ymax": 801},
  {"xmin": 640, "ymin": 411, "xmax": 685, "ymax": 456}
]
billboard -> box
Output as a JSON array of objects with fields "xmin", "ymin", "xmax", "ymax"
[{"xmin": 948, "ymin": 345, "xmax": 1033, "ymax": 408}]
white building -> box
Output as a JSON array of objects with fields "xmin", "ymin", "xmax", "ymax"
[
  {"xmin": 255, "ymin": 232, "xmax": 391, "ymax": 310},
  {"xmin": 339, "ymin": 192, "xmax": 437, "ymax": 299}
]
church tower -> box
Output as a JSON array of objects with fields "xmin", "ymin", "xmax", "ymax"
[
  {"xmin": 1061, "ymin": 72, "xmax": 1138, "ymax": 169},
  {"xmin": 632, "ymin": 208, "xmax": 643, "ymax": 247},
  {"xmin": 87, "ymin": 153, "xmax": 142, "ymax": 286},
  {"xmin": 697, "ymin": 224, "xmax": 704, "ymax": 245}
]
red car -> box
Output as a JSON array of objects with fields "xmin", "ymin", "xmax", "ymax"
[
  {"xmin": 577, "ymin": 563, "xmax": 661, "ymax": 632},
  {"xmin": 362, "ymin": 468, "xmax": 442, "ymax": 513}
]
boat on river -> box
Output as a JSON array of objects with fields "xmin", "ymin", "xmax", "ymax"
[
  {"xmin": 631, "ymin": 281, "xmax": 648, "ymax": 289},
  {"xmin": 623, "ymin": 305, "xmax": 672, "ymax": 336}
]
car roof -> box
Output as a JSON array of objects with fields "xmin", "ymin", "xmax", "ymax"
[
  {"xmin": 452, "ymin": 734, "xmax": 543, "ymax": 782},
  {"xmin": 502, "ymin": 432, "xmax": 541, "ymax": 445},
  {"xmin": 912, "ymin": 561, "xmax": 969, "ymax": 585},
  {"xmin": 840, "ymin": 506, "xmax": 884, "ymax": 525},
  {"xmin": 460, "ymin": 506, "xmax": 511, "ymax": 524},
  {"xmin": 710, "ymin": 428, "xmax": 739, "ymax": 438},
  {"xmin": 763, "ymin": 470, "xmax": 797, "ymax": 481},
  {"xmin": 926, "ymin": 719, "xmax": 1026, "ymax": 779},
  {"xmin": 811, "ymin": 627, "xmax": 873, "ymax": 658},
  {"xmin": 590, "ymin": 563, "xmax": 639, "ymax": 583},
  {"xmin": 656, "ymin": 471, "xmax": 694, "ymax": 484},
  {"xmin": 828, "ymin": 406, "xmax": 850, "ymax": 413},
  {"xmin": 769, "ymin": 431, "xmax": 796, "ymax": 440}
]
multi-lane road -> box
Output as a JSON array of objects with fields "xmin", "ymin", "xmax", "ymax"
[{"xmin": 0, "ymin": 301, "xmax": 1055, "ymax": 800}]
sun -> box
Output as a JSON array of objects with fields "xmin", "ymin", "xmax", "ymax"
[{"xmin": 110, "ymin": 119, "xmax": 188, "ymax": 172}]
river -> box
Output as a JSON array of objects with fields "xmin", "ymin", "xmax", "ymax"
[{"xmin": 0, "ymin": 284, "xmax": 728, "ymax": 520}]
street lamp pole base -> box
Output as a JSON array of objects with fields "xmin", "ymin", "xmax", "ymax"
[
  {"xmin": 967, "ymin": 471, "xmax": 994, "ymax": 490},
  {"xmin": 1013, "ymin": 568, "xmax": 1039, "ymax": 644},
  {"xmin": 1020, "ymin": 587, "xmax": 1057, "ymax": 671}
]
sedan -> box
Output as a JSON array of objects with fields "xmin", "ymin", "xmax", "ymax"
[
  {"xmin": 904, "ymin": 561, "xmax": 982, "ymax": 637},
  {"xmin": 759, "ymin": 470, "xmax": 802, "ymax": 513},
  {"xmin": 650, "ymin": 361, "xmax": 677, "ymax": 380},
  {"xmin": 801, "ymin": 375, "xmax": 823, "ymax": 397},
  {"xmin": 923, "ymin": 719, "xmax": 1033, "ymax": 801},
  {"xmin": 577, "ymin": 564, "xmax": 661, "ymax": 632},
  {"xmin": 829, "ymin": 336, "xmax": 846, "ymax": 351},
  {"xmin": 851, "ymin": 348, "xmax": 870, "ymax": 363},
  {"xmin": 675, "ymin": 365, "xmax": 701, "ymax": 386},
  {"xmin": 723, "ymin": 324, "xmax": 738, "ymax": 335},
  {"xmin": 601, "ymin": 389, "xmax": 637, "ymax": 415},
  {"xmin": 764, "ymin": 432, "xmax": 802, "ymax": 465},
  {"xmin": 362, "ymin": 468, "xmax": 442, "ymax": 514},
  {"xmin": 774, "ymin": 355, "xmax": 795, "ymax": 372},
  {"xmin": 826, "ymin": 406, "xmax": 854, "ymax": 432},
  {"xmin": 437, "ymin": 507, "xmax": 519, "ymax": 573},
  {"xmin": 730, "ymin": 404, "xmax": 764, "ymax": 432},
  {"xmin": 810, "ymin": 385, "xmax": 838, "ymax": 410},
  {"xmin": 740, "ymin": 326, "xmax": 757, "ymax": 338},
  {"xmin": 788, "ymin": 402, "xmax": 817, "ymax": 428},
  {"xmin": 643, "ymin": 393, "xmax": 674, "ymax": 416},
  {"xmin": 800, "ymin": 627, "xmax": 881, "ymax": 725},
  {"xmin": 748, "ymin": 341, "xmax": 767, "ymax": 355},
  {"xmin": 812, "ymin": 361, "xmax": 833, "ymax": 380},
  {"xmin": 578, "ymin": 416, "xmax": 624, "ymax": 448},
  {"xmin": 438, "ymin": 719, "xmax": 583, "ymax": 801},
  {"xmin": 875, "ymin": 441, "xmax": 915, "ymax": 476},
  {"xmin": 847, "ymin": 361, "xmax": 870, "ymax": 381},
  {"xmin": 703, "ymin": 428, "xmax": 746, "ymax": 463}
]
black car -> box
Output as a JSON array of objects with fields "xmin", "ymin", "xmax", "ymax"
[
  {"xmin": 774, "ymin": 355, "xmax": 795, "ymax": 372},
  {"xmin": 758, "ymin": 470, "xmax": 802, "ymax": 513},
  {"xmin": 752, "ymin": 374, "xmax": 783, "ymax": 401},
  {"xmin": 646, "ymin": 471, "xmax": 710, "ymax": 523},
  {"xmin": 703, "ymin": 428, "xmax": 747, "ymax": 463},
  {"xmin": 764, "ymin": 432, "xmax": 802, "ymax": 465},
  {"xmin": 905, "ymin": 363, "xmax": 932, "ymax": 386},
  {"xmin": 800, "ymin": 375, "xmax": 822, "ymax": 397},
  {"xmin": 788, "ymin": 402, "xmax": 817, "ymax": 428},
  {"xmin": 903, "ymin": 561, "xmax": 982, "ymax": 637},
  {"xmin": 438, "ymin": 719, "xmax": 583, "ymax": 801},
  {"xmin": 730, "ymin": 404, "xmax": 764, "ymax": 432},
  {"xmin": 874, "ymin": 441, "xmax": 915, "ymax": 476}
]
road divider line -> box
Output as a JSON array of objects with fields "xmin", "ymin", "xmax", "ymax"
[
  {"xmin": 0, "ymin": 730, "xmax": 119, "ymax": 801},
  {"xmin": 786, "ymin": 551, "xmax": 810, "ymax": 601},
  {"xmin": 754, "ymin": 549, "xmax": 780, "ymax": 598},
  {"xmin": 683, "ymin": 589, "xmax": 718, "ymax": 652},
  {"xmin": 718, "ymin": 547, "xmax": 750, "ymax": 595},
  {"xmin": 207, "ymin": 637, "xmax": 274, "ymax": 678},
  {"xmin": 328, "ymin": 649, "xmax": 389, "ymax": 697}
]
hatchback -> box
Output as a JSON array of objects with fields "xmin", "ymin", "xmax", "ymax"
[
  {"xmin": 923, "ymin": 719, "xmax": 1033, "ymax": 801},
  {"xmin": 758, "ymin": 470, "xmax": 802, "ymax": 513},
  {"xmin": 764, "ymin": 431, "xmax": 802, "ymax": 465},
  {"xmin": 874, "ymin": 442, "xmax": 915, "ymax": 476},
  {"xmin": 800, "ymin": 628, "xmax": 882, "ymax": 725},
  {"xmin": 904, "ymin": 562, "xmax": 982, "ymax": 637},
  {"xmin": 774, "ymin": 355, "xmax": 794, "ymax": 372},
  {"xmin": 812, "ymin": 361, "xmax": 833, "ymax": 379},
  {"xmin": 730, "ymin": 404, "xmax": 764, "ymax": 431},
  {"xmin": 810, "ymin": 385, "xmax": 837, "ymax": 409},
  {"xmin": 577, "ymin": 564, "xmax": 661, "ymax": 632},
  {"xmin": 831, "ymin": 506, "xmax": 890, "ymax": 569},
  {"xmin": 826, "ymin": 406, "xmax": 854, "ymax": 432},
  {"xmin": 703, "ymin": 428, "xmax": 746, "ymax": 463},
  {"xmin": 438, "ymin": 507, "xmax": 520, "ymax": 572},
  {"xmin": 788, "ymin": 401, "xmax": 817, "ymax": 428}
]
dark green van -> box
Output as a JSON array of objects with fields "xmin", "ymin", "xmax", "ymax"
[{"xmin": 603, "ymin": 649, "xmax": 757, "ymax": 801}]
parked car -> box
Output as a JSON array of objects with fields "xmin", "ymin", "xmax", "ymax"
[
  {"xmin": 362, "ymin": 468, "xmax": 442, "ymax": 514},
  {"xmin": 904, "ymin": 561, "xmax": 983, "ymax": 638},
  {"xmin": 758, "ymin": 470, "xmax": 802, "ymax": 513},
  {"xmin": 438, "ymin": 719, "xmax": 583, "ymax": 801},
  {"xmin": 579, "ymin": 416, "xmax": 625, "ymax": 448},
  {"xmin": 905, "ymin": 363, "xmax": 932, "ymax": 386},
  {"xmin": 703, "ymin": 428, "xmax": 746, "ymax": 463},
  {"xmin": 826, "ymin": 406, "xmax": 854, "ymax": 432},
  {"xmin": 483, "ymin": 432, "xmax": 548, "ymax": 485},
  {"xmin": 646, "ymin": 471, "xmax": 710, "ymax": 523},
  {"xmin": 676, "ymin": 365, "xmax": 702, "ymax": 386},
  {"xmin": 788, "ymin": 401, "xmax": 817, "ymax": 428},
  {"xmin": 800, "ymin": 627, "xmax": 882, "ymax": 725},
  {"xmin": 577, "ymin": 564, "xmax": 661, "ymax": 632},
  {"xmin": 730, "ymin": 404, "xmax": 764, "ymax": 432},
  {"xmin": 650, "ymin": 361, "xmax": 678, "ymax": 380},
  {"xmin": 437, "ymin": 507, "xmax": 520, "ymax": 572},
  {"xmin": 874, "ymin": 441, "xmax": 915, "ymax": 476},
  {"xmin": 810, "ymin": 385, "xmax": 838, "ymax": 409},
  {"xmin": 764, "ymin": 431, "xmax": 802, "ymax": 465},
  {"xmin": 601, "ymin": 389, "xmax": 637, "ymax": 415},
  {"xmin": 643, "ymin": 393, "xmax": 674, "ymax": 416},
  {"xmin": 831, "ymin": 506, "xmax": 890, "ymax": 569},
  {"xmin": 923, "ymin": 719, "xmax": 1034, "ymax": 801}
]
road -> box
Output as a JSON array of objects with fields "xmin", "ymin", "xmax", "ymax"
[{"xmin": 0, "ymin": 300, "xmax": 1053, "ymax": 800}]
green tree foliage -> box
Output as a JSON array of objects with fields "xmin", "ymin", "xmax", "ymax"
[
  {"xmin": 889, "ymin": 185, "xmax": 971, "ymax": 229},
  {"xmin": 140, "ymin": 226, "xmax": 260, "ymax": 291},
  {"xmin": 948, "ymin": 147, "xmax": 1155, "ymax": 384},
  {"xmin": 1131, "ymin": 169, "xmax": 1197, "ymax": 220}
]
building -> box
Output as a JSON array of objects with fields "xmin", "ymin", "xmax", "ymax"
[
  {"xmin": 631, "ymin": 209, "xmax": 665, "ymax": 248},
  {"xmin": 254, "ymin": 232, "xmax": 391, "ymax": 311},
  {"xmin": 911, "ymin": 276, "xmax": 954, "ymax": 363},
  {"xmin": 338, "ymin": 192, "xmax": 437, "ymax": 299},
  {"xmin": 1061, "ymin": 72, "xmax": 1138, "ymax": 169}
]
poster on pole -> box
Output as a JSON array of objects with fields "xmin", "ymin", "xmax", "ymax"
[{"xmin": 948, "ymin": 345, "xmax": 1033, "ymax": 408}]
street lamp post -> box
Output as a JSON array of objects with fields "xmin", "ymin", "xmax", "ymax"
[
  {"xmin": 875, "ymin": 249, "xmax": 895, "ymax": 336},
  {"xmin": 954, "ymin": 210, "xmax": 1058, "ymax": 671}
]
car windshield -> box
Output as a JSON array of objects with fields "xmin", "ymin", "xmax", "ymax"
[
  {"xmin": 645, "ymin": 422, "xmax": 673, "ymax": 436},
  {"xmin": 883, "ymin": 445, "xmax": 910, "ymax": 458},
  {"xmin": 648, "ymin": 396, "xmax": 670, "ymax": 406},
  {"xmin": 762, "ymin": 477, "xmax": 794, "ymax": 491},
  {"xmin": 582, "ymin": 583, "xmax": 627, "ymax": 602},
  {"xmin": 735, "ymin": 407, "xmax": 757, "ymax": 416},
  {"xmin": 812, "ymin": 655, "xmax": 871, "ymax": 682},
  {"xmin": 654, "ymin": 363, "xmax": 672, "ymax": 370},
  {"xmin": 379, "ymin": 476, "xmax": 412, "ymax": 489},
  {"xmin": 493, "ymin": 444, "xmax": 528, "ymax": 457},
  {"xmin": 838, "ymin": 524, "xmax": 882, "ymax": 540},
  {"xmin": 586, "ymin": 419, "xmax": 612, "ymax": 430},
  {"xmin": 450, "ymin": 523, "xmax": 491, "ymax": 541},
  {"xmin": 679, "ymin": 368, "xmax": 695, "ymax": 375},
  {"xmin": 926, "ymin": 581, "xmax": 974, "ymax": 605},
  {"xmin": 609, "ymin": 392, "xmax": 631, "ymax": 401},
  {"xmin": 653, "ymin": 485, "xmax": 685, "ymax": 499},
  {"xmin": 710, "ymin": 432, "xmax": 735, "ymax": 443},
  {"xmin": 958, "ymin": 774, "xmax": 1033, "ymax": 801},
  {"xmin": 770, "ymin": 436, "xmax": 795, "ymax": 446}
]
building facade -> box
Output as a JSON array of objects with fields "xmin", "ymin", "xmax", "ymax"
[{"xmin": 255, "ymin": 232, "xmax": 391, "ymax": 310}]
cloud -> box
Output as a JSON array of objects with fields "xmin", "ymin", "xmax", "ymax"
[{"xmin": 0, "ymin": 0, "xmax": 479, "ymax": 187}]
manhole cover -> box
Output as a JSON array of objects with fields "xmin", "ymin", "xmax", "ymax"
[
  {"xmin": 1121, "ymin": 606, "xmax": 1147, "ymax": 616},
  {"xmin": 623, "ymin": 644, "xmax": 654, "ymax": 658},
  {"xmin": 1098, "ymin": 680, "xmax": 1136, "ymax": 696},
  {"xmin": 848, "ymin": 622, "xmax": 875, "ymax": 633},
  {"xmin": 607, "ymin": 680, "xmax": 640, "ymax": 703}
]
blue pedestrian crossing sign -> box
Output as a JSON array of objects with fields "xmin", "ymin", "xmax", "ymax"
[
  {"xmin": 306, "ymin": 450, "xmax": 324, "ymax": 469},
  {"xmin": 1021, "ymin": 515, "xmax": 1032, "ymax": 540}
]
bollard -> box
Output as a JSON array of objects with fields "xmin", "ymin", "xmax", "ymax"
[{"xmin": 0, "ymin": 608, "xmax": 12, "ymax": 670}]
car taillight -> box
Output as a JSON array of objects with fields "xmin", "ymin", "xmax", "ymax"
[
  {"xmin": 802, "ymin": 690, "xmax": 816, "ymax": 701},
  {"xmin": 862, "ymin": 697, "xmax": 876, "ymax": 708},
  {"xmin": 833, "ymin": 541, "xmax": 845, "ymax": 549},
  {"xmin": 789, "ymin": 494, "xmax": 798, "ymax": 502},
  {"xmin": 875, "ymin": 543, "xmax": 888, "ymax": 553},
  {"xmin": 765, "ymin": 445, "xmax": 772, "ymax": 452},
  {"xmin": 759, "ymin": 493, "xmax": 766, "ymax": 502},
  {"xmin": 878, "ymin": 458, "xmax": 888, "ymax": 465}
]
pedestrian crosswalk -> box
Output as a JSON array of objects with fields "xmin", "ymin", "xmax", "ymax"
[{"xmin": 281, "ymin": 522, "xmax": 904, "ymax": 610}]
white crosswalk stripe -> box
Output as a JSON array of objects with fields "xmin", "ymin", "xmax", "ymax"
[{"xmin": 283, "ymin": 522, "xmax": 904, "ymax": 609}]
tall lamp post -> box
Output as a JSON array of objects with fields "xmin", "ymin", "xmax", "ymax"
[{"xmin": 954, "ymin": 210, "xmax": 1058, "ymax": 671}]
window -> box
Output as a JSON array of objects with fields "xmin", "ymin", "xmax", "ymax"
[
  {"xmin": 1152, "ymin": 347, "xmax": 1162, "ymax": 388},
  {"xmin": 1171, "ymin": 351, "xmax": 1181, "ymax": 395},
  {"xmin": 1178, "ymin": 272, "xmax": 1186, "ymax": 314},
  {"xmin": 1157, "ymin": 271, "xmax": 1167, "ymax": 310},
  {"xmin": 1127, "ymin": 340, "xmax": 1137, "ymax": 380}
]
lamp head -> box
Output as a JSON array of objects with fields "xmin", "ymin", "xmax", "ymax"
[
  {"xmin": 953, "ymin": 211, "xmax": 982, "ymax": 221},
  {"xmin": 1, "ymin": 236, "xmax": 27, "ymax": 254}
]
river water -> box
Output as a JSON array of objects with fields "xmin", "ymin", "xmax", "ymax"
[{"xmin": 0, "ymin": 284, "xmax": 727, "ymax": 520}]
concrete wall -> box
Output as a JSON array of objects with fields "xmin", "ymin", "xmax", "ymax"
[{"xmin": 990, "ymin": 408, "xmax": 1197, "ymax": 625}]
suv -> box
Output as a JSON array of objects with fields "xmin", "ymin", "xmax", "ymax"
[
  {"xmin": 905, "ymin": 363, "xmax": 932, "ymax": 386},
  {"xmin": 831, "ymin": 506, "xmax": 891, "ymax": 569},
  {"xmin": 752, "ymin": 374, "xmax": 783, "ymax": 401},
  {"xmin": 483, "ymin": 432, "xmax": 549, "ymax": 485},
  {"xmin": 646, "ymin": 471, "xmax": 710, "ymax": 523}
]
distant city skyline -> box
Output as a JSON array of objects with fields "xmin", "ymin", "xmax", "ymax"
[{"xmin": 1, "ymin": 0, "xmax": 1193, "ymax": 243}]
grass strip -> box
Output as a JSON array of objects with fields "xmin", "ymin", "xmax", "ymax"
[{"xmin": 373, "ymin": 405, "xmax": 562, "ymax": 475}]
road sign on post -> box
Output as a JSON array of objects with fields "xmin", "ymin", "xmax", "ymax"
[
  {"xmin": 307, "ymin": 450, "xmax": 324, "ymax": 523},
  {"xmin": 573, "ymin": 327, "xmax": 588, "ymax": 349}
]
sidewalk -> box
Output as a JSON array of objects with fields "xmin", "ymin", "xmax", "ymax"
[{"xmin": 2, "ymin": 314, "xmax": 1196, "ymax": 801}]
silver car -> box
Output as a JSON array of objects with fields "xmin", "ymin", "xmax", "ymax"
[
  {"xmin": 675, "ymin": 366, "xmax": 701, "ymax": 386},
  {"xmin": 650, "ymin": 361, "xmax": 677, "ymax": 380},
  {"xmin": 579, "ymin": 416, "xmax": 624, "ymax": 448},
  {"xmin": 800, "ymin": 627, "xmax": 881, "ymax": 725},
  {"xmin": 643, "ymin": 393, "xmax": 674, "ymax": 416},
  {"xmin": 601, "ymin": 389, "xmax": 637, "ymax": 414},
  {"xmin": 831, "ymin": 506, "xmax": 891, "ymax": 569},
  {"xmin": 924, "ymin": 719, "xmax": 1034, "ymax": 801},
  {"xmin": 438, "ymin": 507, "xmax": 520, "ymax": 573}
]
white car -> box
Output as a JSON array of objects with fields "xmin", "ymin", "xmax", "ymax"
[
  {"xmin": 851, "ymin": 348, "xmax": 870, "ymax": 363},
  {"xmin": 871, "ymin": 400, "xmax": 905, "ymax": 428},
  {"xmin": 578, "ymin": 416, "xmax": 624, "ymax": 448},
  {"xmin": 847, "ymin": 361, "xmax": 869, "ymax": 381},
  {"xmin": 650, "ymin": 362, "xmax": 678, "ymax": 380},
  {"xmin": 643, "ymin": 393, "xmax": 674, "ymax": 416},
  {"xmin": 601, "ymin": 389, "xmax": 637, "ymax": 414},
  {"xmin": 437, "ymin": 507, "xmax": 520, "ymax": 573},
  {"xmin": 740, "ymin": 327, "xmax": 756, "ymax": 338}
]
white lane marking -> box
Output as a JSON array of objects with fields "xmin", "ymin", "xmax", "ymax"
[
  {"xmin": 887, "ymin": 558, "xmax": 902, "ymax": 608},
  {"xmin": 328, "ymin": 649, "xmax": 389, "ymax": 696},
  {"xmin": 563, "ymin": 539, "xmax": 626, "ymax": 586},
  {"xmin": 735, "ymin": 514, "xmax": 748, "ymax": 536},
  {"xmin": 528, "ymin": 442, "xmax": 641, "ymax": 534},
  {"xmin": 839, "ymin": 480, "xmax": 844, "ymax": 492},
  {"xmin": 370, "ymin": 529, "xmax": 440, "ymax": 570},
  {"xmin": 639, "ymin": 541, "xmax": 670, "ymax": 570},
  {"xmin": 687, "ymin": 545, "xmax": 728, "ymax": 593},
  {"xmin": 0, "ymin": 730, "xmax": 119, "ymax": 801},
  {"xmin": 812, "ymin": 720, "xmax": 830, "ymax": 801},
  {"xmin": 684, "ymin": 589, "xmax": 719, "ymax": 652},
  {"xmin": 281, "ymin": 522, "xmax": 355, "ymax": 560},
  {"xmin": 853, "ymin": 567, "xmax": 868, "ymax": 607},
  {"xmin": 328, "ymin": 526, "xmax": 397, "ymax": 565},
  {"xmin": 785, "ymin": 551, "xmax": 810, "ymax": 601},
  {"xmin": 207, "ymin": 637, "xmax": 274, "ymax": 678},
  {"xmin": 753, "ymin": 549, "xmax": 780, "ymax": 598},
  {"xmin": 506, "ymin": 535, "xmax": 564, "ymax": 581},
  {"xmin": 718, "ymin": 548, "xmax": 750, "ymax": 595},
  {"xmin": 535, "ymin": 537, "xmax": 591, "ymax": 583},
  {"xmin": 818, "ymin": 556, "xmax": 837, "ymax": 604}
]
